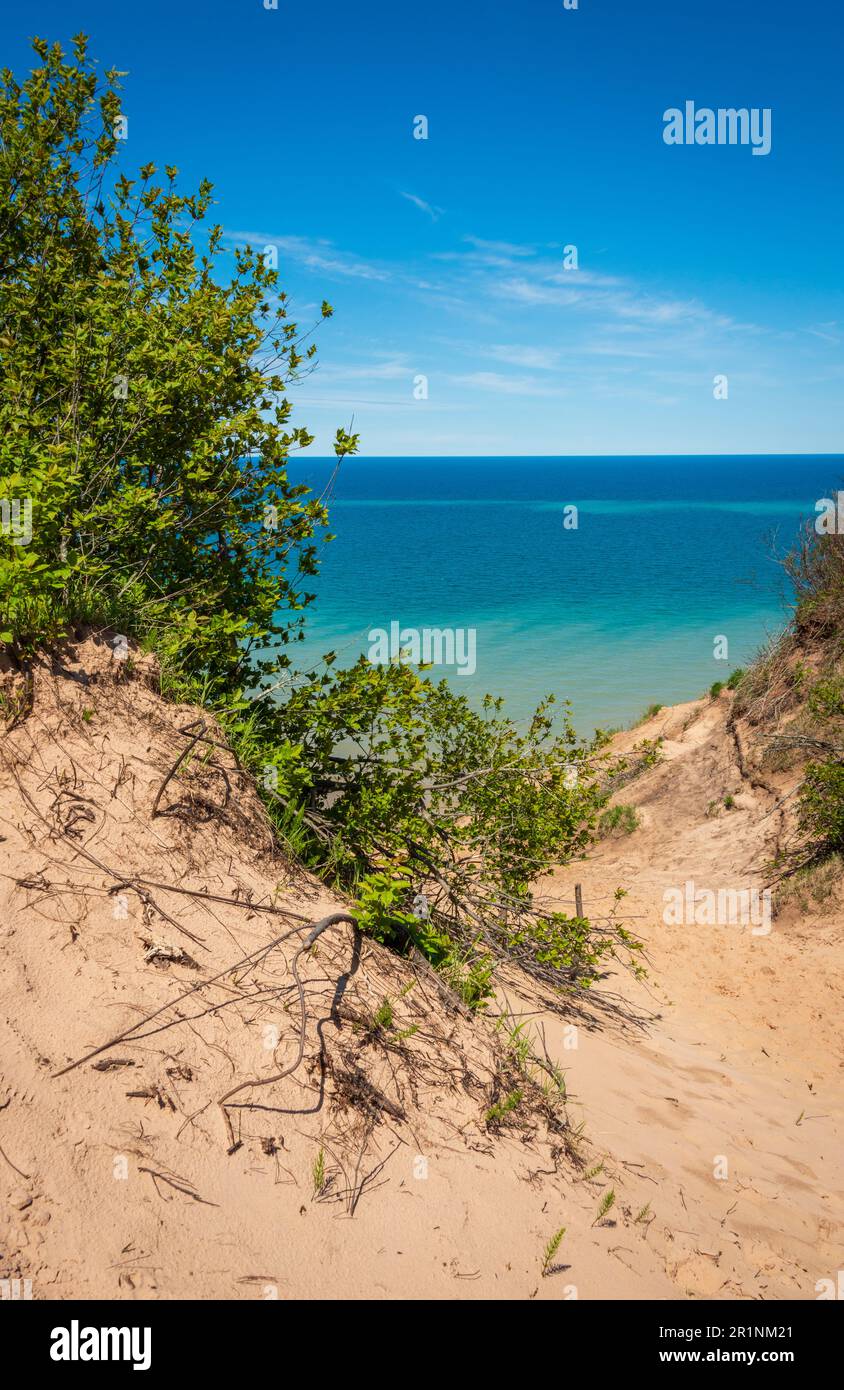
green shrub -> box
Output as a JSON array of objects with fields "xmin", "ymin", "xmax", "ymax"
[
  {"xmin": 797, "ymin": 761, "xmax": 844, "ymax": 853},
  {"xmin": 787, "ymin": 512, "xmax": 844, "ymax": 642},
  {"xmin": 774, "ymin": 853, "xmax": 843, "ymax": 914},
  {"xmin": 274, "ymin": 663, "xmax": 640, "ymax": 992},
  {"xmin": 484, "ymin": 1089, "xmax": 522, "ymax": 1128},
  {"xmin": 808, "ymin": 677, "xmax": 844, "ymax": 720},
  {"xmin": 598, "ymin": 803, "xmax": 640, "ymax": 838},
  {"xmin": 634, "ymin": 703, "xmax": 663, "ymax": 726}
]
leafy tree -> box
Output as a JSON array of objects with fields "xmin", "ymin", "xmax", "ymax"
[{"xmin": 0, "ymin": 33, "xmax": 356, "ymax": 680}]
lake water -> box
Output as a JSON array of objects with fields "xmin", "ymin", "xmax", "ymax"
[{"xmin": 282, "ymin": 455, "xmax": 842, "ymax": 733}]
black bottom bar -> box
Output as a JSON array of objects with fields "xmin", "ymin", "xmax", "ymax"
[{"xmin": 4, "ymin": 1297, "xmax": 837, "ymax": 1376}]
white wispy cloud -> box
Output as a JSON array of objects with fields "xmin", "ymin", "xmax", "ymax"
[
  {"xmin": 427, "ymin": 240, "xmax": 754, "ymax": 339},
  {"xmin": 482, "ymin": 343, "xmax": 561, "ymax": 369},
  {"xmin": 451, "ymin": 370, "xmax": 568, "ymax": 398},
  {"xmin": 314, "ymin": 355, "xmax": 414, "ymax": 383},
  {"xmin": 492, "ymin": 275, "xmax": 587, "ymax": 309},
  {"xmin": 400, "ymin": 191, "xmax": 443, "ymax": 221},
  {"xmin": 223, "ymin": 231, "xmax": 391, "ymax": 281},
  {"xmin": 218, "ymin": 217, "xmax": 815, "ymax": 447},
  {"xmin": 581, "ymin": 341, "xmax": 659, "ymax": 359},
  {"xmin": 463, "ymin": 235, "xmax": 536, "ymax": 257},
  {"xmin": 807, "ymin": 321, "xmax": 841, "ymax": 344}
]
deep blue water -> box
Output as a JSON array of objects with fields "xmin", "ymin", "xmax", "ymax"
[{"xmin": 280, "ymin": 456, "xmax": 843, "ymax": 733}]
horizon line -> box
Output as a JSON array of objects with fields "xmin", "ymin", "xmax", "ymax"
[{"xmin": 296, "ymin": 451, "xmax": 844, "ymax": 461}]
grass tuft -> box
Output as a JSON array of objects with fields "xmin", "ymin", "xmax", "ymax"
[{"xmin": 541, "ymin": 1227, "xmax": 566, "ymax": 1276}]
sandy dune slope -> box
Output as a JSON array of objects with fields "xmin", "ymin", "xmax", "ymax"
[
  {"xmin": 0, "ymin": 637, "xmax": 672, "ymax": 1301},
  {"xmin": 0, "ymin": 640, "xmax": 840, "ymax": 1300}
]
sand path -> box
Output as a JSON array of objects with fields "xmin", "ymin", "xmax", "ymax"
[{"xmin": 541, "ymin": 697, "xmax": 844, "ymax": 1298}]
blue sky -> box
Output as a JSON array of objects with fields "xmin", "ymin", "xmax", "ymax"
[{"xmin": 4, "ymin": 0, "xmax": 842, "ymax": 454}]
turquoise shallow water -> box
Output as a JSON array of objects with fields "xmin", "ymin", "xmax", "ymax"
[{"xmin": 280, "ymin": 455, "xmax": 843, "ymax": 733}]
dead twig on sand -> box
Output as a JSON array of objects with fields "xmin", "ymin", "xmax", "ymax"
[
  {"xmin": 9, "ymin": 764, "xmax": 209, "ymax": 950},
  {"xmin": 319, "ymin": 1134, "xmax": 402, "ymax": 1216},
  {"xmin": 138, "ymin": 1165, "xmax": 219, "ymax": 1206}
]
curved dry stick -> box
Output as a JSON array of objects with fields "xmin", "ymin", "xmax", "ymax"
[
  {"xmin": 218, "ymin": 912, "xmax": 356, "ymax": 1150},
  {"xmin": 0, "ymin": 1141, "xmax": 30, "ymax": 1181},
  {"xmin": 171, "ymin": 721, "xmax": 242, "ymax": 765},
  {"xmin": 152, "ymin": 720, "xmax": 234, "ymax": 819},
  {"xmin": 151, "ymin": 719, "xmax": 206, "ymax": 817}
]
